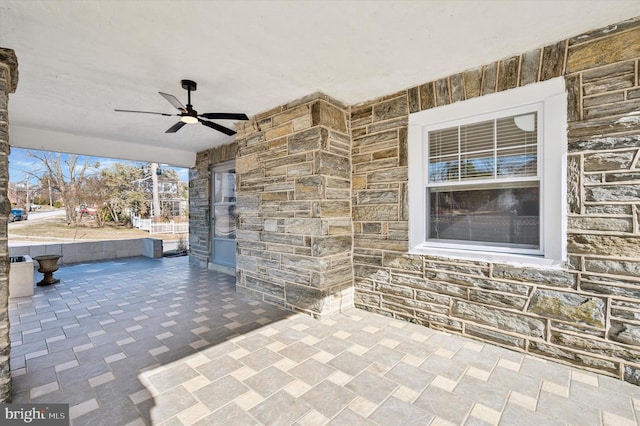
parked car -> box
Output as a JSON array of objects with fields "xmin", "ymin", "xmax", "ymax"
[
  {"xmin": 9, "ymin": 208, "xmax": 27, "ymax": 222},
  {"xmin": 30, "ymin": 203, "xmax": 41, "ymax": 210},
  {"xmin": 78, "ymin": 205, "xmax": 96, "ymax": 217}
]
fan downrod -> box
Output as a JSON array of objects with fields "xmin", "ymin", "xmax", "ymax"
[{"xmin": 181, "ymin": 79, "xmax": 197, "ymax": 91}]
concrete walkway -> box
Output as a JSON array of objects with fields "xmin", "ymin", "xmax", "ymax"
[{"xmin": 9, "ymin": 257, "xmax": 640, "ymax": 425}]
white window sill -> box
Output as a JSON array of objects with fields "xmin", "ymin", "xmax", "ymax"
[{"xmin": 410, "ymin": 244, "xmax": 566, "ymax": 269}]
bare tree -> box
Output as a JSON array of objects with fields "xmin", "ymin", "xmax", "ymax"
[{"xmin": 29, "ymin": 151, "xmax": 98, "ymax": 224}]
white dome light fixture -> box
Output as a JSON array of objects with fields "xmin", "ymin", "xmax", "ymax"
[
  {"xmin": 181, "ymin": 115, "xmax": 198, "ymax": 124},
  {"xmin": 514, "ymin": 113, "xmax": 536, "ymax": 132}
]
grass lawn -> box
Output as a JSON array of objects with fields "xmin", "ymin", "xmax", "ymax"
[{"xmin": 9, "ymin": 215, "xmax": 185, "ymax": 243}]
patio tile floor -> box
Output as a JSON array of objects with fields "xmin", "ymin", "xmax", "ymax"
[{"xmin": 9, "ymin": 256, "xmax": 640, "ymax": 425}]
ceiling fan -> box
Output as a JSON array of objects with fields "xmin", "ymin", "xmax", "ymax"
[{"xmin": 115, "ymin": 79, "xmax": 249, "ymax": 135}]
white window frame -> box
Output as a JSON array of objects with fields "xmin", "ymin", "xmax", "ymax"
[{"xmin": 408, "ymin": 78, "xmax": 567, "ymax": 267}]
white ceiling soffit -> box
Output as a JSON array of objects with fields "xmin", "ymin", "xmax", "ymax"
[{"xmin": 1, "ymin": 1, "xmax": 639, "ymax": 167}]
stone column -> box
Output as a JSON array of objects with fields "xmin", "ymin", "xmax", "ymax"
[
  {"xmin": 0, "ymin": 47, "xmax": 18, "ymax": 402},
  {"xmin": 235, "ymin": 94, "xmax": 353, "ymax": 318}
]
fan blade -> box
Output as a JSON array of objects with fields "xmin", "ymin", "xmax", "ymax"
[
  {"xmin": 159, "ymin": 92, "xmax": 187, "ymax": 112},
  {"xmin": 199, "ymin": 112, "xmax": 249, "ymax": 121},
  {"xmin": 165, "ymin": 121, "xmax": 186, "ymax": 133},
  {"xmin": 199, "ymin": 118, "xmax": 236, "ymax": 136},
  {"xmin": 114, "ymin": 109, "xmax": 173, "ymax": 116}
]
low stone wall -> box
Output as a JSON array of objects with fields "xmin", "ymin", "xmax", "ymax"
[{"xmin": 9, "ymin": 238, "xmax": 163, "ymax": 264}]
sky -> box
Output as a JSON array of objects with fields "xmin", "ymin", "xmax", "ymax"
[{"xmin": 9, "ymin": 147, "xmax": 189, "ymax": 184}]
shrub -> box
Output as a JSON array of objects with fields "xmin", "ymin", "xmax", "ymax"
[{"xmin": 177, "ymin": 234, "xmax": 187, "ymax": 252}]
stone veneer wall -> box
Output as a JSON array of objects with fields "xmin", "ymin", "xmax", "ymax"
[
  {"xmin": 189, "ymin": 142, "xmax": 237, "ymax": 266},
  {"xmin": 351, "ymin": 17, "xmax": 640, "ymax": 384},
  {"xmin": 0, "ymin": 48, "xmax": 17, "ymax": 401},
  {"xmin": 233, "ymin": 94, "xmax": 353, "ymax": 317}
]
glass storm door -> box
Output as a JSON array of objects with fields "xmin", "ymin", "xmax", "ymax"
[{"xmin": 210, "ymin": 163, "xmax": 237, "ymax": 268}]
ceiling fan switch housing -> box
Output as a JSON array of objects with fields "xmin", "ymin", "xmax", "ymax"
[{"xmin": 181, "ymin": 79, "xmax": 197, "ymax": 91}]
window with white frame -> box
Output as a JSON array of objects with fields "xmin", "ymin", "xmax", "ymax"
[{"xmin": 408, "ymin": 78, "xmax": 567, "ymax": 265}]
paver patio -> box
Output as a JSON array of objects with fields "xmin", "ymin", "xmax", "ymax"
[{"xmin": 9, "ymin": 256, "xmax": 640, "ymax": 425}]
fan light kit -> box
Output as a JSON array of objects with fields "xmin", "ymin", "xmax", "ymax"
[
  {"xmin": 181, "ymin": 115, "xmax": 198, "ymax": 124},
  {"xmin": 115, "ymin": 79, "xmax": 249, "ymax": 135}
]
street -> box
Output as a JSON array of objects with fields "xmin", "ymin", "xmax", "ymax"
[{"xmin": 9, "ymin": 208, "xmax": 65, "ymax": 228}]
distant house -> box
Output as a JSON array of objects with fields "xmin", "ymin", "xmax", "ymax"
[
  {"xmin": 133, "ymin": 171, "xmax": 187, "ymax": 219},
  {"xmin": 9, "ymin": 181, "xmax": 62, "ymax": 208}
]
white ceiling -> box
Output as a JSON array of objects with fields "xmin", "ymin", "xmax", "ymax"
[{"xmin": 1, "ymin": 1, "xmax": 639, "ymax": 167}]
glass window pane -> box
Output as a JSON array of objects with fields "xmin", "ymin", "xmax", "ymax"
[
  {"xmin": 459, "ymin": 151, "xmax": 494, "ymax": 180},
  {"xmin": 496, "ymin": 146, "xmax": 537, "ymax": 178},
  {"xmin": 497, "ymin": 113, "xmax": 537, "ymax": 149},
  {"xmin": 429, "ymin": 127, "xmax": 458, "ymax": 158},
  {"xmin": 213, "ymin": 171, "xmax": 236, "ymax": 203},
  {"xmin": 427, "ymin": 113, "xmax": 539, "ymax": 184},
  {"xmin": 428, "ymin": 185, "xmax": 539, "ymax": 248},
  {"xmin": 214, "ymin": 205, "xmax": 237, "ymax": 239},
  {"xmin": 460, "ymin": 120, "xmax": 494, "ymax": 153},
  {"xmin": 429, "ymin": 155, "xmax": 459, "ymax": 183}
]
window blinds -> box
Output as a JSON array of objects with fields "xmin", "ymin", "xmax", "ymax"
[{"xmin": 428, "ymin": 112, "xmax": 537, "ymax": 184}]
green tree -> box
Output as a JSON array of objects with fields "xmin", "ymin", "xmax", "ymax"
[{"xmin": 98, "ymin": 163, "xmax": 150, "ymax": 224}]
